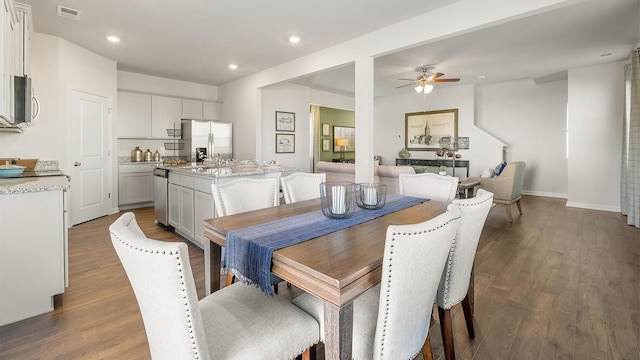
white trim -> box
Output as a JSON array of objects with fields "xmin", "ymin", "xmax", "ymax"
[
  {"xmin": 565, "ymin": 201, "xmax": 620, "ymax": 213},
  {"xmin": 522, "ymin": 190, "xmax": 567, "ymax": 199}
]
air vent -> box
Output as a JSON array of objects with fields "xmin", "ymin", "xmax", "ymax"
[{"xmin": 57, "ymin": 5, "xmax": 81, "ymax": 20}]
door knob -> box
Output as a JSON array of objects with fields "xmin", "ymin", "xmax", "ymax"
[{"xmin": 74, "ymin": 162, "xmax": 81, "ymax": 167}]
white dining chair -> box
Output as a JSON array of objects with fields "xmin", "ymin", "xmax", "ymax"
[
  {"xmin": 398, "ymin": 172, "xmax": 459, "ymax": 203},
  {"xmin": 211, "ymin": 178, "xmax": 281, "ymax": 288},
  {"xmin": 292, "ymin": 204, "xmax": 462, "ymax": 360},
  {"xmin": 432, "ymin": 189, "xmax": 494, "ymax": 360},
  {"xmin": 281, "ymin": 172, "xmax": 326, "ymax": 204},
  {"xmin": 109, "ymin": 212, "xmax": 319, "ymax": 360}
]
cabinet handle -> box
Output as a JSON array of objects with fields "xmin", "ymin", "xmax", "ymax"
[{"xmin": 74, "ymin": 162, "xmax": 82, "ymax": 167}]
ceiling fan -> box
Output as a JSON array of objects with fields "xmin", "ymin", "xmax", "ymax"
[{"xmin": 397, "ymin": 66, "xmax": 460, "ymax": 94}]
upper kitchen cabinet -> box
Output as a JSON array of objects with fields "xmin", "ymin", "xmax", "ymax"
[
  {"xmin": 14, "ymin": 2, "xmax": 31, "ymax": 77},
  {"xmin": 1, "ymin": 0, "xmax": 17, "ymax": 123},
  {"xmin": 118, "ymin": 91, "xmax": 151, "ymax": 138},
  {"xmin": 182, "ymin": 99, "xmax": 203, "ymax": 120},
  {"xmin": 203, "ymin": 101, "xmax": 221, "ymax": 121},
  {"xmin": 151, "ymin": 95, "xmax": 181, "ymax": 138},
  {"xmin": 182, "ymin": 99, "xmax": 222, "ymax": 121}
]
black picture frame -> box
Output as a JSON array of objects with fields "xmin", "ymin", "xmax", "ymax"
[
  {"xmin": 276, "ymin": 133, "xmax": 295, "ymax": 153},
  {"xmin": 275, "ymin": 111, "xmax": 295, "ymax": 132}
]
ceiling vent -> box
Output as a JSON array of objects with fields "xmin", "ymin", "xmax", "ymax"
[{"xmin": 57, "ymin": 5, "xmax": 81, "ymax": 20}]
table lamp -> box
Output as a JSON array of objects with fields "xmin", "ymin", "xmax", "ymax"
[{"xmin": 335, "ymin": 138, "xmax": 349, "ymax": 160}]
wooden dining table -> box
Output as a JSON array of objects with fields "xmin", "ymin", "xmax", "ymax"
[{"xmin": 202, "ymin": 197, "xmax": 448, "ymax": 360}]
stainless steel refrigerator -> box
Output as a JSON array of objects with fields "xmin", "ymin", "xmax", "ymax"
[{"xmin": 180, "ymin": 120, "xmax": 233, "ymax": 162}]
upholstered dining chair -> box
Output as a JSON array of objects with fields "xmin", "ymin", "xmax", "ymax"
[
  {"xmin": 468, "ymin": 161, "xmax": 526, "ymax": 222},
  {"xmin": 398, "ymin": 173, "xmax": 459, "ymax": 203},
  {"xmin": 292, "ymin": 204, "xmax": 462, "ymax": 360},
  {"xmin": 431, "ymin": 189, "xmax": 494, "ymax": 360},
  {"xmin": 211, "ymin": 178, "xmax": 282, "ymax": 288},
  {"xmin": 109, "ymin": 212, "xmax": 319, "ymax": 360},
  {"xmin": 281, "ymin": 172, "xmax": 326, "ymax": 204}
]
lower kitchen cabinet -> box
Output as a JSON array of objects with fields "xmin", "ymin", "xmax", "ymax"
[
  {"xmin": 119, "ymin": 164, "xmax": 154, "ymax": 209},
  {"xmin": 193, "ymin": 187, "xmax": 214, "ymax": 249},
  {"xmin": 0, "ymin": 188, "xmax": 67, "ymax": 326},
  {"xmin": 168, "ymin": 173, "xmax": 195, "ymax": 241}
]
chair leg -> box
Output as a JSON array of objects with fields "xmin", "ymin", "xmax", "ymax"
[
  {"xmin": 273, "ymin": 283, "xmax": 279, "ymax": 294},
  {"xmin": 301, "ymin": 344, "xmax": 317, "ymax": 360},
  {"xmin": 461, "ymin": 294, "xmax": 475, "ymax": 339},
  {"xmin": 226, "ymin": 273, "xmax": 234, "ymax": 286},
  {"xmin": 422, "ymin": 333, "xmax": 434, "ymax": 360},
  {"xmin": 505, "ymin": 204, "xmax": 513, "ymax": 222},
  {"xmin": 438, "ymin": 306, "xmax": 456, "ymax": 360},
  {"xmin": 516, "ymin": 199, "xmax": 523, "ymax": 215}
]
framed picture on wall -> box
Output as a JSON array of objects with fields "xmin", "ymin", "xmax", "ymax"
[
  {"xmin": 322, "ymin": 139, "xmax": 330, "ymax": 152},
  {"xmin": 405, "ymin": 109, "xmax": 458, "ymax": 151},
  {"xmin": 333, "ymin": 126, "xmax": 355, "ymax": 152},
  {"xmin": 275, "ymin": 111, "xmax": 295, "ymax": 132},
  {"xmin": 322, "ymin": 123, "xmax": 330, "ymax": 136},
  {"xmin": 276, "ymin": 133, "xmax": 295, "ymax": 153}
]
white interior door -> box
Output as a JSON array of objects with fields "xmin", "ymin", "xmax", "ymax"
[{"xmin": 70, "ymin": 90, "xmax": 110, "ymax": 225}]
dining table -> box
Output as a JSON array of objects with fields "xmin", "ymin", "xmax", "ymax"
[{"xmin": 202, "ymin": 197, "xmax": 448, "ymax": 360}]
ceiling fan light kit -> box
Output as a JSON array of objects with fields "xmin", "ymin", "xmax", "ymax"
[
  {"xmin": 414, "ymin": 84, "xmax": 433, "ymax": 94},
  {"xmin": 398, "ymin": 66, "xmax": 460, "ymax": 94}
]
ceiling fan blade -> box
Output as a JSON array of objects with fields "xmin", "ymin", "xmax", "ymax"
[
  {"xmin": 397, "ymin": 78, "xmax": 417, "ymax": 81},
  {"xmin": 433, "ymin": 78, "xmax": 460, "ymax": 82},
  {"xmin": 428, "ymin": 72, "xmax": 445, "ymax": 81},
  {"xmin": 396, "ymin": 83, "xmax": 416, "ymax": 89}
]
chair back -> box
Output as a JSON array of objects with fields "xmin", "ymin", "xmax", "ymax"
[
  {"xmin": 398, "ymin": 173, "xmax": 459, "ymax": 203},
  {"xmin": 109, "ymin": 213, "xmax": 210, "ymax": 360},
  {"xmin": 372, "ymin": 204, "xmax": 461, "ymax": 359},
  {"xmin": 281, "ymin": 172, "xmax": 326, "ymax": 204},
  {"xmin": 211, "ymin": 178, "xmax": 279, "ymax": 216},
  {"xmin": 506, "ymin": 162, "xmax": 526, "ymax": 200},
  {"xmin": 437, "ymin": 189, "xmax": 494, "ymax": 309}
]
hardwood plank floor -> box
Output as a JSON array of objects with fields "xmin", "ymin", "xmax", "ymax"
[{"xmin": 0, "ymin": 196, "xmax": 638, "ymax": 359}]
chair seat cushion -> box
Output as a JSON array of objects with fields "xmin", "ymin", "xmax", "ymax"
[
  {"xmin": 293, "ymin": 284, "xmax": 381, "ymax": 360},
  {"xmin": 201, "ymin": 282, "xmax": 319, "ymax": 360}
]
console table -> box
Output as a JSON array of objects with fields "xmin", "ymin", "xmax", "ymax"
[{"xmin": 396, "ymin": 158, "xmax": 470, "ymax": 177}]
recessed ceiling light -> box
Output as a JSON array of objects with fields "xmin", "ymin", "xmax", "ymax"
[
  {"xmin": 288, "ymin": 35, "xmax": 301, "ymax": 44},
  {"xmin": 477, "ymin": 75, "xmax": 486, "ymax": 79},
  {"xmin": 228, "ymin": 64, "xmax": 238, "ymax": 70},
  {"xmin": 600, "ymin": 52, "xmax": 614, "ymax": 57},
  {"xmin": 107, "ymin": 35, "xmax": 120, "ymax": 43}
]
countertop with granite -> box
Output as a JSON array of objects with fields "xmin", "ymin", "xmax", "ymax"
[
  {"xmin": 0, "ymin": 175, "xmax": 70, "ymax": 195},
  {"xmin": 158, "ymin": 164, "xmax": 298, "ymax": 179}
]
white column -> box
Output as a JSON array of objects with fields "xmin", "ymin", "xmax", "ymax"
[{"xmin": 354, "ymin": 57, "xmax": 375, "ymax": 184}]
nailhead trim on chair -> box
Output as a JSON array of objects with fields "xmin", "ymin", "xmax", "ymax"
[
  {"xmin": 379, "ymin": 216, "xmax": 460, "ymax": 360},
  {"xmin": 110, "ymin": 214, "xmax": 204, "ymax": 360}
]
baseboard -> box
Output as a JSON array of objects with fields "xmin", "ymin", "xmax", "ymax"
[
  {"xmin": 565, "ymin": 202, "xmax": 621, "ymax": 212},
  {"xmin": 521, "ymin": 190, "xmax": 567, "ymax": 199}
]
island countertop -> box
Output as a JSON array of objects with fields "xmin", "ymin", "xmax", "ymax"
[
  {"xmin": 158, "ymin": 164, "xmax": 297, "ymax": 179},
  {"xmin": 0, "ymin": 175, "xmax": 70, "ymax": 195}
]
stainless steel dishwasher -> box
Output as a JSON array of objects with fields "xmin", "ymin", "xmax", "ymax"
[{"xmin": 153, "ymin": 168, "xmax": 169, "ymax": 226}]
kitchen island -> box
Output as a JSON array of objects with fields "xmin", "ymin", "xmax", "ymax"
[
  {"xmin": 156, "ymin": 163, "xmax": 296, "ymax": 249},
  {"xmin": 0, "ymin": 175, "xmax": 70, "ymax": 326}
]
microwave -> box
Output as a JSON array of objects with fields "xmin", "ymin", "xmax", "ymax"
[{"xmin": 14, "ymin": 75, "xmax": 39, "ymax": 124}]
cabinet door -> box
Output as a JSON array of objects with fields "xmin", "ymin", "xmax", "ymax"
[
  {"xmin": 118, "ymin": 92, "xmax": 151, "ymax": 138},
  {"xmin": 118, "ymin": 172, "xmax": 154, "ymax": 205},
  {"xmin": 182, "ymin": 99, "xmax": 203, "ymax": 120},
  {"xmin": 168, "ymin": 183, "xmax": 181, "ymax": 228},
  {"xmin": 193, "ymin": 190, "xmax": 214, "ymax": 249},
  {"xmin": 151, "ymin": 96, "xmax": 181, "ymax": 138},
  {"xmin": 203, "ymin": 101, "xmax": 221, "ymax": 120},
  {"xmin": 178, "ymin": 186, "xmax": 195, "ymax": 238},
  {"xmin": 1, "ymin": 2, "xmax": 16, "ymax": 122}
]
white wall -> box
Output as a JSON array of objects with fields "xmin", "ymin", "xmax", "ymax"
[
  {"xmin": 117, "ymin": 71, "xmax": 219, "ymax": 101},
  {"xmin": 567, "ymin": 61, "xmax": 624, "ymax": 211},
  {"xmin": 261, "ymin": 83, "xmax": 312, "ymax": 171},
  {"xmin": 476, "ymin": 78, "xmax": 568, "ymax": 197}
]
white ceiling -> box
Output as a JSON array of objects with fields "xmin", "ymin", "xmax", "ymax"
[{"xmin": 19, "ymin": 0, "xmax": 640, "ymax": 97}]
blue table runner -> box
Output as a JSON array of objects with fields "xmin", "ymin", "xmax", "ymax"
[{"xmin": 224, "ymin": 194, "xmax": 426, "ymax": 295}]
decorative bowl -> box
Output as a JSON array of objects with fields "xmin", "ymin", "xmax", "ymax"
[{"xmin": 0, "ymin": 165, "xmax": 26, "ymax": 178}]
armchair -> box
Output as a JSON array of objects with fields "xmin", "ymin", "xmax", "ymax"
[{"xmin": 468, "ymin": 161, "xmax": 526, "ymax": 222}]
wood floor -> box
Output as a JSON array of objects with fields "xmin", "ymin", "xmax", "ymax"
[{"xmin": 0, "ymin": 196, "xmax": 638, "ymax": 359}]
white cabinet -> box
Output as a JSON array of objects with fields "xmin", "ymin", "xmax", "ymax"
[
  {"xmin": 203, "ymin": 101, "xmax": 221, "ymax": 120},
  {"xmin": 168, "ymin": 172, "xmax": 195, "ymax": 241},
  {"xmin": 0, "ymin": 189, "xmax": 67, "ymax": 326},
  {"xmin": 117, "ymin": 92, "xmax": 151, "ymax": 138},
  {"xmin": 14, "ymin": 2, "xmax": 30, "ymax": 76},
  {"xmin": 151, "ymin": 95, "xmax": 181, "ymax": 138},
  {"xmin": 182, "ymin": 99, "xmax": 203, "ymax": 120},
  {"xmin": 1, "ymin": 0, "xmax": 17, "ymax": 122},
  {"xmin": 193, "ymin": 177, "xmax": 215, "ymax": 248},
  {"xmin": 118, "ymin": 164, "xmax": 154, "ymax": 207}
]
